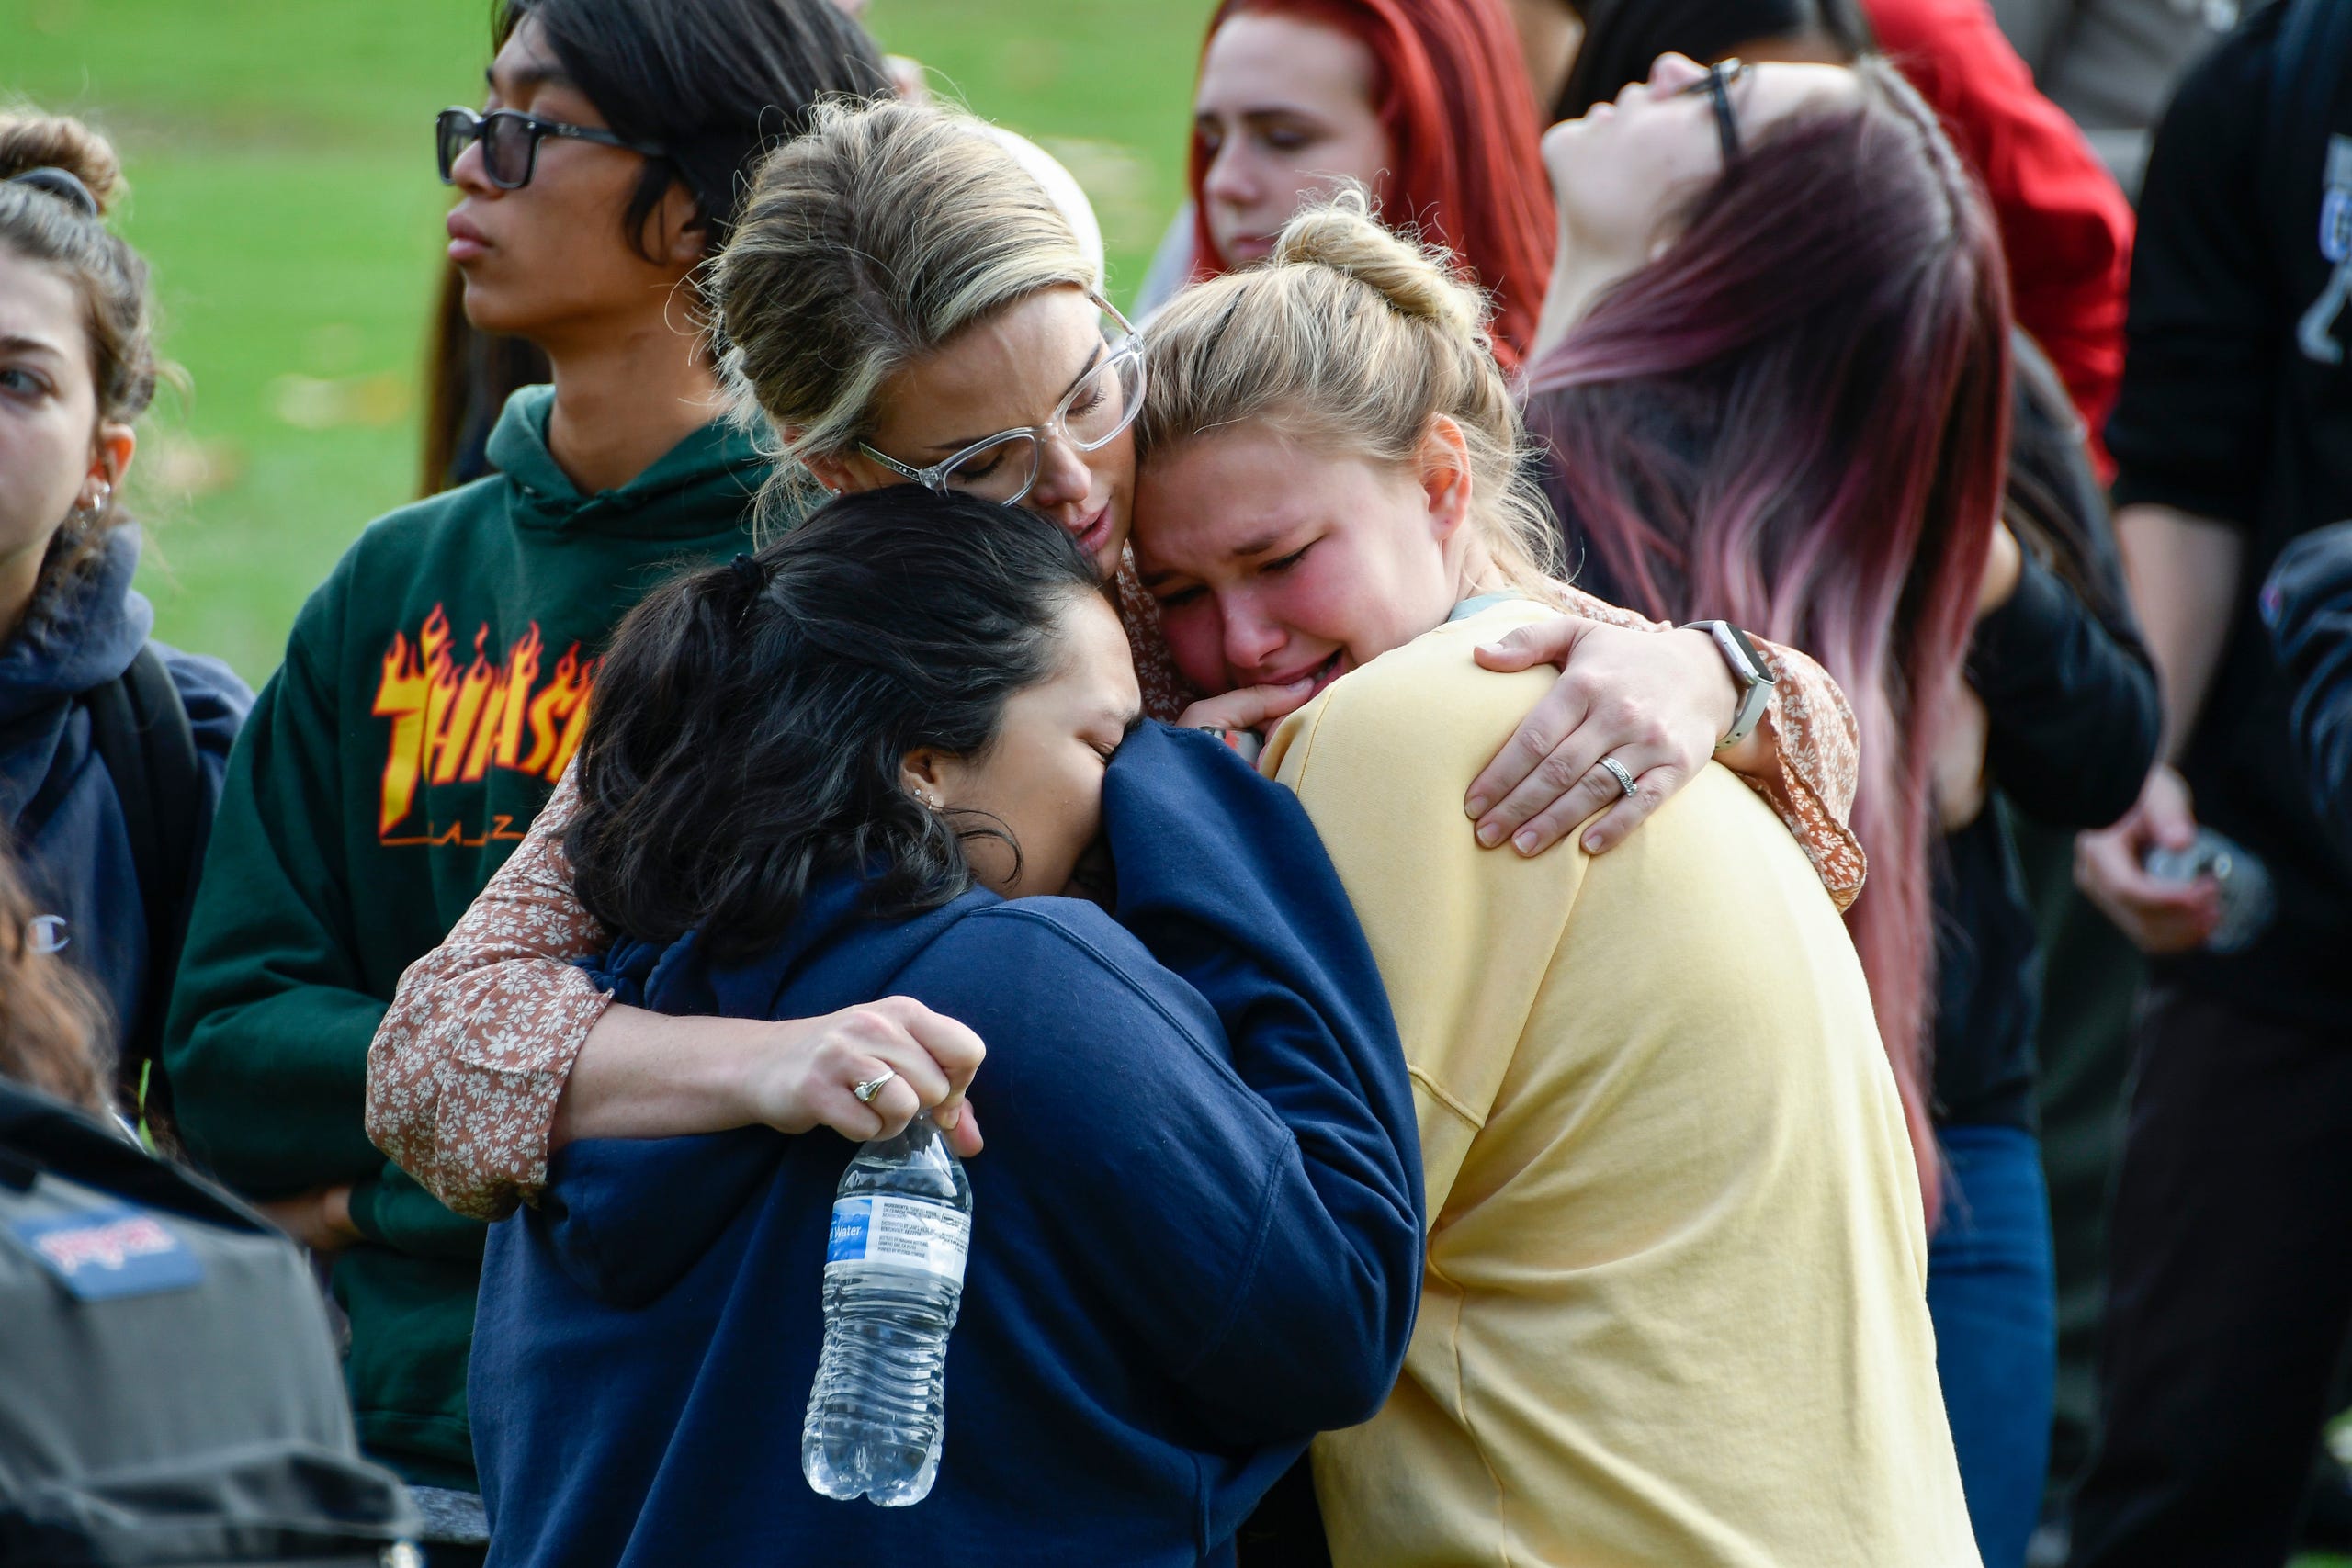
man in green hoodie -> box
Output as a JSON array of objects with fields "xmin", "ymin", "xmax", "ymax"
[{"xmin": 162, "ymin": 2, "xmax": 886, "ymax": 1554}]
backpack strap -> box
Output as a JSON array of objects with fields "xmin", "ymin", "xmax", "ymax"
[
  {"xmin": 83, "ymin": 646, "xmax": 203, "ymax": 1136},
  {"xmin": 10, "ymin": 705, "xmax": 89, "ymax": 848},
  {"xmin": 0, "ymin": 1077, "xmax": 262, "ymax": 1233}
]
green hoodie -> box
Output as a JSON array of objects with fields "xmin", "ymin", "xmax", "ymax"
[{"xmin": 164, "ymin": 387, "xmax": 768, "ymax": 1488}]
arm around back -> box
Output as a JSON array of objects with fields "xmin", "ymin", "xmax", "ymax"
[
  {"xmin": 366, "ymin": 768, "xmax": 613, "ymax": 1219},
  {"xmin": 899, "ymin": 889, "xmax": 1420, "ymax": 1446},
  {"xmin": 1102, "ymin": 723, "xmax": 1423, "ymax": 1252}
]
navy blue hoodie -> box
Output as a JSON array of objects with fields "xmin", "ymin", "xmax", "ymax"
[
  {"xmin": 0, "ymin": 528, "xmax": 249, "ymax": 1041},
  {"xmin": 470, "ymin": 725, "xmax": 1422, "ymax": 1567}
]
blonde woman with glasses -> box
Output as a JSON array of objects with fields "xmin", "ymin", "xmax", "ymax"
[{"xmin": 366, "ymin": 96, "xmax": 1861, "ymax": 1250}]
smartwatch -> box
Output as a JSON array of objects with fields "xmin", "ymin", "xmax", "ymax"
[{"xmin": 1682, "ymin": 621, "xmax": 1779, "ymax": 750}]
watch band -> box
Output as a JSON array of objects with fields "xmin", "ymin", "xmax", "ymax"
[{"xmin": 1682, "ymin": 620, "xmax": 1779, "ymax": 750}]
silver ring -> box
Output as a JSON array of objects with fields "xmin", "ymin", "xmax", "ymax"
[
  {"xmin": 1597, "ymin": 756, "xmax": 1638, "ymax": 801},
  {"xmin": 852, "ymin": 1068, "xmax": 898, "ymax": 1105}
]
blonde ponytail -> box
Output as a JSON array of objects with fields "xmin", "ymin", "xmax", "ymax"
[
  {"xmin": 1137, "ymin": 189, "xmax": 1560, "ymax": 597},
  {"xmin": 1272, "ymin": 195, "xmax": 1487, "ymax": 342}
]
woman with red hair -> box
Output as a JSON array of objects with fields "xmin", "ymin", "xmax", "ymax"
[{"xmin": 1145, "ymin": 0, "xmax": 1555, "ymax": 366}]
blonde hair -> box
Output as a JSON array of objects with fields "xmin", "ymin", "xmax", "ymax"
[
  {"xmin": 712, "ymin": 97, "xmax": 1097, "ymax": 513},
  {"xmin": 1136, "ymin": 189, "xmax": 1561, "ymax": 597}
]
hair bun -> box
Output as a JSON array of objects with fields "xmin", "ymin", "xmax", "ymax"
[
  {"xmin": 0, "ymin": 112, "xmax": 124, "ymax": 217},
  {"xmin": 1270, "ymin": 186, "xmax": 1487, "ymax": 340}
]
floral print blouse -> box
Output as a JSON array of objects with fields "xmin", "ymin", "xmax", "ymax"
[{"xmin": 364, "ymin": 566, "xmax": 1862, "ymax": 1221}]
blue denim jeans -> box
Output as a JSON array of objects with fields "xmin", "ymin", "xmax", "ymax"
[{"xmin": 1928, "ymin": 1122, "xmax": 2058, "ymax": 1568}]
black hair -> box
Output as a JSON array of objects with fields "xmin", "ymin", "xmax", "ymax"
[
  {"xmin": 565, "ymin": 488, "xmax": 1102, "ymax": 961},
  {"xmin": 494, "ymin": 0, "xmax": 888, "ymax": 259},
  {"xmin": 1553, "ymin": 0, "xmax": 1874, "ymax": 121},
  {"xmin": 2005, "ymin": 330, "xmax": 2134, "ymax": 627}
]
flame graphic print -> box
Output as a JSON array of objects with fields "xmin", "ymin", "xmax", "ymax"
[{"xmin": 371, "ymin": 605, "xmax": 596, "ymax": 842}]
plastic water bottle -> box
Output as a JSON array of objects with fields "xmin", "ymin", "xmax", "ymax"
[
  {"xmin": 802, "ymin": 1112, "xmax": 973, "ymax": 1506},
  {"xmin": 2143, "ymin": 828, "xmax": 2278, "ymax": 954}
]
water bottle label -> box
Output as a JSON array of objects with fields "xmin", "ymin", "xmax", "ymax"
[{"xmin": 825, "ymin": 1195, "xmax": 968, "ymax": 1285}]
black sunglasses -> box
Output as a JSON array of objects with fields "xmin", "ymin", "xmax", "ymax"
[
  {"xmin": 1679, "ymin": 60, "xmax": 1750, "ymax": 166},
  {"xmin": 435, "ymin": 107, "xmax": 666, "ymax": 190}
]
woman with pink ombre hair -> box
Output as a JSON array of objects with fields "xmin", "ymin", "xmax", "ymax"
[{"xmin": 1524, "ymin": 50, "xmax": 2158, "ymax": 1568}]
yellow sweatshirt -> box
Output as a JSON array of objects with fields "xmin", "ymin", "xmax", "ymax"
[{"xmin": 1261, "ymin": 602, "xmax": 1978, "ymax": 1568}]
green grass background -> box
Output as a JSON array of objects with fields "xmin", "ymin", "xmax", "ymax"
[{"xmin": 4, "ymin": 0, "xmax": 1208, "ymax": 685}]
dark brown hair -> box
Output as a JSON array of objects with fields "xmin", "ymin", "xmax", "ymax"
[
  {"xmin": 418, "ymin": 262, "xmax": 549, "ymax": 496},
  {"xmin": 0, "ymin": 109, "xmax": 160, "ymax": 608}
]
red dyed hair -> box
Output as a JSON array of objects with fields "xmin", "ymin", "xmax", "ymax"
[
  {"xmin": 1188, "ymin": 0, "xmax": 1555, "ymax": 365},
  {"xmin": 1523, "ymin": 62, "xmax": 2011, "ymax": 1216}
]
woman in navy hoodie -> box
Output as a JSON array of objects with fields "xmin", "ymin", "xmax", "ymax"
[
  {"xmin": 469, "ymin": 487, "xmax": 1423, "ymax": 1567},
  {"xmin": 0, "ymin": 112, "xmax": 249, "ymax": 1122}
]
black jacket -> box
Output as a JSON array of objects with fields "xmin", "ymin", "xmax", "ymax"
[
  {"xmin": 1932, "ymin": 343, "xmax": 2162, "ymax": 1130},
  {"xmin": 2266, "ymin": 521, "xmax": 2352, "ymax": 868},
  {"xmin": 2106, "ymin": 0, "xmax": 2352, "ymax": 1023}
]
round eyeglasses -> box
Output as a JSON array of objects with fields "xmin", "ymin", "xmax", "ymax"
[
  {"xmin": 436, "ymin": 107, "xmax": 666, "ymax": 191},
  {"xmin": 856, "ymin": 300, "xmax": 1148, "ymax": 508}
]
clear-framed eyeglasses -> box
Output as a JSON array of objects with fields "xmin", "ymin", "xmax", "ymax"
[{"xmin": 857, "ymin": 297, "xmax": 1148, "ymax": 508}]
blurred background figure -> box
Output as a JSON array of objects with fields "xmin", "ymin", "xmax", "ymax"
[
  {"xmin": 1557, "ymin": 0, "xmax": 2132, "ymax": 475},
  {"xmin": 0, "ymin": 847, "xmax": 420, "ymax": 1565},
  {"xmin": 2268, "ymin": 520, "xmax": 2352, "ymax": 864},
  {"xmin": 1138, "ymin": 0, "xmax": 1555, "ymax": 363},
  {"xmin": 2064, "ymin": 2, "xmax": 2352, "ymax": 1562},
  {"xmin": 1498, "ymin": 0, "xmax": 1587, "ymax": 119},
  {"xmin": 1985, "ymin": 0, "xmax": 2237, "ymax": 197},
  {"xmin": 0, "ymin": 110, "xmax": 251, "ymax": 1148}
]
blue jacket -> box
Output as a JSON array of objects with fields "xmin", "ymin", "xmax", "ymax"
[
  {"xmin": 471, "ymin": 724, "xmax": 1423, "ymax": 1567},
  {"xmin": 2266, "ymin": 519, "xmax": 2352, "ymax": 865},
  {"xmin": 0, "ymin": 529, "xmax": 249, "ymax": 1043}
]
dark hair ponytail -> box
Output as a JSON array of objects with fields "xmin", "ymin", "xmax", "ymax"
[{"xmin": 565, "ymin": 488, "xmax": 1101, "ymax": 960}]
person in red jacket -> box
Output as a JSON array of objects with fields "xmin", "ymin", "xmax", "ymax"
[
  {"xmin": 1553, "ymin": 0, "xmax": 2133, "ymax": 479},
  {"xmin": 1865, "ymin": 0, "xmax": 2134, "ymax": 477}
]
